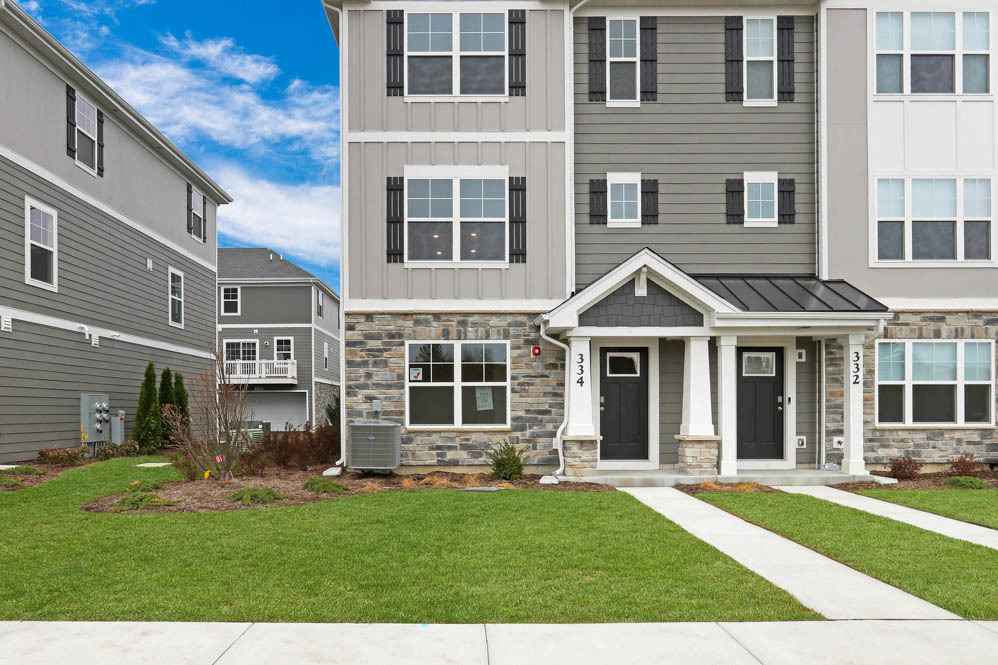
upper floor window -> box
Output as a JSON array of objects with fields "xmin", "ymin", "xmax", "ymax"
[
  {"xmin": 323, "ymin": 341, "xmax": 329, "ymax": 370},
  {"xmin": 744, "ymin": 18, "xmax": 776, "ymax": 103},
  {"xmin": 607, "ymin": 19, "xmax": 638, "ymax": 104},
  {"xmin": 221, "ymin": 287, "xmax": 240, "ymax": 315},
  {"xmin": 607, "ymin": 172, "xmax": 641, "ymax": 228},
  {"xmin": 316, "ymin": 290, "xmax": 324, "ymax": 318},
  {"xmin": 744, "ymin": 172, "xmax": 778, "ymax": 227},
  {"xmin": 275, "ymin": 337, "xmax": 294, "ymax": 361},
  {"xmin": 168, "ymin": 267, "xmax": 184, "ymax": 328},
  {"xmin": 191, "ymin": 188, "xmax": 205, "ymax": 242},
  {"xmin": 73, "ymin": 93, "xmax": 99, "ymax": 174},
  {"xmin": 225, "ymin": 340, "xmax": 257, "ymax": 362},
  {"xmin": 406, "ymin": 12, "xmax": 505, "ymax": 96},
  {"xmin": 24, "ymin": 197, "xmax": 58, "ymax": 292}
]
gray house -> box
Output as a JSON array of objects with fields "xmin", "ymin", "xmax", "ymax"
[
  {"xmin": 0, "ymin": 2, "xmax": 231, "ymax": 462},
  {"xmin": 217, "ymin": 248, "xmax": 340, "ymax": 429}
]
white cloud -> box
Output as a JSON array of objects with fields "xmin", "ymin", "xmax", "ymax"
[
  {"xmin": 20, "ymin": 1, "xmax": 42, "ymax": 12},
  {"xmin": 160, "ymin": 32, "xmax": 279, "ymax": 84}
]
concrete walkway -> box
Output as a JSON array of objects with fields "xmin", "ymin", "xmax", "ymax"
[
  {"xmin": 2, "ymin": 620, "xmax": 998, "ymax": 664},
  {"xmin": 623, "ymin": 487, "xmax": 957, "ymax": 620},
  {"xmin": 778, "ymin": 485, "xmax": 998, "ymax": 551}
]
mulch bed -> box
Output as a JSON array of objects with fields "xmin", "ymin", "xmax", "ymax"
[
  {"xmin": 673, "ymin": 481, "xmax": 781, "ymax": 496},
  {"xmin": 835, "ymin": 470, "xmax": 998, "ymax": 492},
  {"xmin": 81, "ymin": 468, "xmax": 615, "ymax": 514},
  {"xmin": 0, "ymin": 463, "xmax": 87, "ymax": 491}
]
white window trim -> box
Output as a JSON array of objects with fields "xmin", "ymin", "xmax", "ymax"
[
  {"xmin": 743, "ymin": 171, "xmax": 779, "ymax": 227},
  {"xmin": 605, "ymin": 351, "xmax": 641, "ymax": 377},
  {"xmin": 403, "ymin": 9, "xmax": 508, "ymax": 100},
  {"xmin": 274, "ymin": 336, "xmax": 294, "ymax": 361},
  {"xmin": 221, "ymin": 286, "xmax": 241, "ymax": 316},
  {"xmin": 190, "ymin": 187, "xmax": 206, "ymax": 244},
  {"xmin": 606, "ymin": 17, "xmax": 641, "ymax": 108},
  {"xmin": 168, "ymin": 266, "xmax": 184, "ymax": 329},
  {"xmin": 73, "ymin": 92, "xmax": 98, "ymax": 177},
  {"xmin": 743, "ymin": 16, "xmax": 778, "ymax": 107},
  {"xmin": 871, "ymin": 175, "xmax": 996, "ymax": 267},
  {"xmin": 323, "ymin": 340, "xmax": 329, "ymax": 370},
  {"xmin": 404, "ymin": 340, "xmax": 511, "ymax": 430},
  {"xmin": 317, "ymin": 289, "xmax": 324, "ymax": 319},
  {"xmin": 607, "ymin": 172, "xmax": 642, "ymax": 229},
  {"xmin": 224, "ymin": 339, "xmax": 259, "ymax": 362},
  {"xmin": 23, "ymin": 196, "xmax": 58, "ymax": 293},
  {"xmin": 875, "ymin": 339, "xmax": 996, "ymax": 427},
  {"xmin": 403, "ymin": 164, "xmax": 510, "ymax": 267}
]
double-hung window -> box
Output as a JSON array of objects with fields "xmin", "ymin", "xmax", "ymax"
[
  {"xmin": 607, "ymin": 173, "xmax": 641, "ymax": 228},
  {"xmin": 323, "ymin": 341, "xmax": 329, "ymax": 370},
  {"xmin": 317, "ymin": 290, "xmax": 324, "ymax": 318},
  {"xmin": 406, "ymin": 12, "xmax": 506, "ymax": 96},
  {"xmin": 168, "ymin": 267, "xmax": 184, "ymax": 328},
  {"xmin": 744, "ymin": 171, "xmax": 778, "ymax": 227},
  {"xmin": 74, "ymin": 94, "xmax": 98, "ymax": 172},
  {"xmin": 744, "ymin": 18, "xmax": 776, "ymax": 103},
  {"xmin": 190, "ymin": 188, "xmax": 205, "ymax": 242},
  {"xmin": 221, "ymin": 287, "xmax": 240, "ymax": 315},
  {"xmin": 406, "ymin": 341, "xmax": 510, "ymax": 427},
  {"xmin": 24, "ymin": 197, "xmax": 57, "ymax": 291},
  {"xmin": 877, "ymin": 340, "xmax": 994, "ymax": 425},
  {"xmin": 607, "ymin": 19, "xmax": 638, "ymax": 104},
  {"xmin": 274, "ymin": 337, "xmax": 293, "ymax": 361}
]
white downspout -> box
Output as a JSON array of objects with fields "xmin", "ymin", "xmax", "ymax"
[{"xmin": 539, "ymin": 319, "xmax": 570, "ymax": 482}]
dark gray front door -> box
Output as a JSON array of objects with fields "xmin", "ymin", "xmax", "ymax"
[
  {"xmin": 737, "ymin": 348, "xmax": 784, "ymax": 459},
  {"xmin": 599, "ymin": 347, "xmax": 649, "ymax": 460}
]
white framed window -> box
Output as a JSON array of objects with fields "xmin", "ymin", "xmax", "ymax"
[
  {"xmin": 744, "ymin": 17, "xmax": 777, "ymax": 105},
  {"xmin": 405, "ymin": 11, "xmax": 506, "ymax": 97},
  {"xmin": 221, "ymin": 286, "xmax": 240, "ymax": 315},
  {"xmin": 743, "ymin": 351, "xmax": 777, "ymax": 377},
  {"xmin": 323, "ymin": 341, "xmax": 329, "ymax": 370},
  {"xmin": 317, "ymin": 290, "xmax": 324, "ymax": 318},
  {"xmin": 404, "ymin": 165, "xmax": 508, "ymax": 265},
  {"xmin": 606, "ymin": 351, "xmax": 640, "ymax": 377},
  {"xmin": 875, "ymin": 177, "xmax": 993, "ymax": 264},
  {"xmin": 225, "ymin": 340, "xmax": 258, "ymax": 361},
  {"xmin": 190, "ymin": 188, "xmax": 205, "ymax": 242},
  {"xmin": 405, "ymin": 340, "xmax": 510, "ymax": 428},
  {"xmin": 24, "ymin": 197, "xmax": 58, "ymax": 292},
  {"xmin": 74, "ymin": 93, "xmax": 98, "ymax": 174},
  {"xmin": 744, "ymin": 171, "xmax": 778, "ymax": 227},
  {"xmin": 607, "ymin": 172, "xmax": 641, "ymax": 229},
  {"xmin": 274, "ymin": 337, "xmax": 294, "ymax": 361},
  {"xmin": 876, "ymin": 340, "xmax": 994, "ymax": 426},
  {"xmin": 607, "ymin": 18, "xmax": 639, "ymax": 106},
  {"xmin": 168, "ymin": 267, "xmax": 184, "ymax": 328}
]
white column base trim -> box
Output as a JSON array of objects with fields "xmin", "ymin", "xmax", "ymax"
[
  {"xmin": 680, "ymin": 424, "xmax": 716, "ymax": 437},
  {"xmin": 841, "ymin": 460, "xmax": 870, "ymax": 475},
  {"xmin": 719, "ymin": 460, "xmax": 739, "ymax": 476}
]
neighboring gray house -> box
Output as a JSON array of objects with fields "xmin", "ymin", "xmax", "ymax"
[
  {"xmin": 0, "ymin": 2, "xmax": 231, "ymax": 462},
  {"xmin": 217, "ymin": 248, "xmax": 340, "ymax": 429}
]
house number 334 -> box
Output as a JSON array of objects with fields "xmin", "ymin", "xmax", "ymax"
[
  {"xmin": 851, "ymin": 351, "xmax": 861, "ymax": 386},
  {"xmin": 576, "ymin": 353, "xmax": 585, "ymax": 387}
]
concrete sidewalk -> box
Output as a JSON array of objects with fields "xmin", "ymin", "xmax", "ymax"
[
  {"xmin": 2, "ymin": 620, "xmax": 998, "ymax": 664},
  {"xmin": 623, "ymin": 487, "xmax": 956, "ymax": 620},
  {"xmin": 778, "ymin": 485, "xmax": 998, "ymax": 551}
]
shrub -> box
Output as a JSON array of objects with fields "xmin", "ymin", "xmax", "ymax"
[
  {"xmin": 159, "ymin": 367, "xmax": 175, "ymax": 446},
  {"xmin": 228, "ymin": 486, "xmax": 290, "ymax": 505},
  {"xmin": 173, "ymin": 373, "xmax": 191, "ymax": 433},
  {"xmin": 0, "ymin": 465, "xmax": 44, "ymax": 476},
  {"xmin": 125, "ymin": 479, "xmax": 164, "ymax": 493},
  {"xmin": 115, "ymin": 492, "xmax": 178, "ymax": 511},
  {"xmin": 487, "ymin": 440, "xmax": 528, "ymax": 481},
  {"xmin": 36, "ymin": 445, "xmax": 87, "ymax": 465},
  {"xmin": 303, "ymin": 477, "xmax": 349, "ymax": 494},
  {"xmin": 167, "ymin": 451, "xmax": 202, "ymax": 482},
  {"xmin": 0, "ymin": 476, "xmax": 25, "ymax": 489},
  {"xmin": 235, "ymin": 445, "xmax": 269, "ymax": 476},
  {"xmin": 261, "ymin": 425, "xmax": 341, "ymax": 470},
  {"xmin": 324, "ymin": 393, "xmax": 340, "ymax": 428},
  {"xmin": 95, "ymin": 440, "xmax": 141, "ymax": 461},
  {"xmin": 950, "ymin": 453, "xmax": 986, "ymax": 477},
  {"xmin": 133, "ymin": 362, "xmax": 161, "ymax": 454},
  {"xmin": 888, "ymin": 456, "xmax": 923, "ymax": 480},
  {"xmin": 946, "ymin": 476, "xmax": 989, "ymax": 490}
]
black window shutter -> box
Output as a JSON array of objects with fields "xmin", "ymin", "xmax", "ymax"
[
  {"xmin": 640, "ymin": 17, "xmax": 657, "ymax": 101},
  {"xmin": 778, "ymin": 178, "xmax": 796, "ymax": 224},
  {"xmin": 777, "ymin": 16, "xmax": 795, "ymax": 102},
  {"xmin": 641, "ymin": 179, "xmax": 659, "ymax": 225},
  {"xmin": 588, "ymin": 17, "xmax": 606, "ymax": 102},
  {"xmin": 186, "ymin": 183, "xmax": 193, "ymax": 234},
  {"xmin": 509, "ymin": 177, "xmax": 526, "ymax": 263},
  {"xmin": 589, "ymin": 179, "xmax": 607, "ymax": 224},
  {"xmin": 387, "ymin": 177, "xmax": 404, "ymax": 262},
  {"xmin": 96, "ymin": 110, "xmax": 105, "ymax": 177},
  {"xmin": 386, "ymin": 10, "xmax": 404, "ymax": 96},
  {"xmin": 725, "ymin": 179, "xmax": 744, "ymax": 224},
  {"xmin": 202, "ymin": 195, "xmax": 208, "ymax": 240},
  {"xmin": 66, "ymin": 84, "xmax": 76, "ymax": 159},
  {"xmin": 508, "ymin": 10, "xmax": 526, "ymax": 97},
  {"xmin": 724, "ymin": 17, "xmax": 743, "ymax": 102}
]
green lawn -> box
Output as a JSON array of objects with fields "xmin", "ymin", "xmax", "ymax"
[
  {"xmin": 702, "ymin": 492, "xmax": 998, "ymax": 619},
  {"xmin": 859, "ymin": 488, "xmax": 998, "ymax": 530},
  {"xmin": 0, "ymin": 458, "xmax": 816, "ymax": 623}
]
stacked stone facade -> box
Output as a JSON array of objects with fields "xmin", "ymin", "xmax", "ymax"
[
  {"xmin": 675, "ymin": 436, "xmax": 719, "ymax": 476},
  {"xmin": 826, "ymin": 311, "xmax": 998, "ymax": 465},
  {"xmin": 563, "ymin": 438, "xmax": 598, "ymax": 477},
  {"xmin": 344, "ymin": 313, "xmax": 565, "ymax": 468},
  {"xmin": 314, "ymin": 382, "xmax": 340, "ymax": 426}
]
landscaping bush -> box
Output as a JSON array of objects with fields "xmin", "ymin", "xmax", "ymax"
[
  {"xmin": 167, "ymin": 451, "xmax": 202, "ymax": 482},
  {"xmin": 261, "ymin": 425, "xmax": 341, "ymax": 470},
  {"xmin": 228, "ymin": 487, "xmax": 289, "ymax": 505},
  {"xmin": 235, "ymin": 444, "xmax": 270, "ymax": 476},
  {"xmin": 946, "ymin": 476, "xmax": 989, "ymax": 490},
  {"xmin": 0, "ymin": 465, "xmax": 44, "ymax": 475},
  {"xmin": 173, "ymin": 373, "xmax": 191, "ymax": 433},
  {"xmin": 888, "ymin": 456, "xmax": 923, "ymax": 480},
  {"xmin": 36, "ymin": 445, "xmax": 87, "ymax": 465},
  {"xmin": 950, "ymin": 453, "xmax": 986, "ymax": 477},
  {"xmin": 0, "ymin": 476, "xmax": 25, "ymax": 489},
  {"xmin": 303, "ymin": 476, "xmax": 349, "ymax": 494},
  {"xmin": 95, "ymin": 440, "xmax": 141, "ymax": 461},
  {"xmin": 115, "ymin": 492, "xmax": 178, "ymax": 511},
  {"xmin": 487, "ymin": 440, "xmax": 528, "ymax": 480},
  {"xmin": 133, "ymin": 362, "xmax": 162, "ymax": 453},
  {"xmin": 159, "ymin": 367, "xmax": 175, "ymax": 446}
]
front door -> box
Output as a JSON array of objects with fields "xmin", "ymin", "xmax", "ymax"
[
  {"xmin": 737, "ymin": 348, "xmax": 784, "ymax": 459},
  {"xmin": 599, "ymin": 347, "xmax": 649, "ymax": 460}
]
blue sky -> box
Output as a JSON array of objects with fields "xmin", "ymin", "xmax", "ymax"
[{"xmin": 19, "ymin": 0, "xmax": 342, "ymax": 290}]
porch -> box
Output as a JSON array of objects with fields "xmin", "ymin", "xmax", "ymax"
[{"xmin": 225, "ymin": 359, "xmax": 298, "ymax": 384}]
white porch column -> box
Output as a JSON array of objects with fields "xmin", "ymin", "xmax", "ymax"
[
  {"xmin": 716, "ymin": 335, "xmax": 738, "ymax": 476},
  {"xmin": 680, "ymin": 336, "xmax": 715, "ymax": 437},
  {"xmin": 566, "ymin": 337, "xmax": 596, "ymax": 438},
  {"xmin": 841, "ymin": 333, "xmax": 868, "ymax": 475}
]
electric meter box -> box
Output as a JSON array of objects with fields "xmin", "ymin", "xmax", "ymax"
[{"xmin": 80, "ymin": 393, "xmax": 111, "ymax": 445}]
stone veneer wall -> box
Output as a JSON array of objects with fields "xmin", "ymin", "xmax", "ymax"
[
  {"xmin": 825, "ymin": 311, "xmax": 998, "ymax": 465},
  {"xmin": 314, "ymin": 382, "xmax": 340, "ymax": 426},
  {"xmin": 344, "ymin": 313, "xmax": 565, "ymax": 467}
]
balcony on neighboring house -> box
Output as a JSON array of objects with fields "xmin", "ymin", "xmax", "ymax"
[{"xmin": 225, "ymin": 360, "xmax": 297, "ymax": 384}]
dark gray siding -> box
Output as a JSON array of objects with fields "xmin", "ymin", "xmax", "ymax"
[
  {"xmin": 658, "ymin": 339, "xmax": 718, "ymax": 466},
  {"xmin": 580, "ymin": 280, "xmax": 703, "ymax": 326},
  {"xmin": 0, "ymin": 321, "xmax": 209, "ymax": 462},
  {"xmin": 313, "ymin": 327, "xmax": 340, "ymax": 384},
  {"xmin": 218, "ymin": 285, "xmax": 311, "ymax": 325},
  {"xmin": 574, "ymin": 15, "xmax": 817, "ymax": 288}
]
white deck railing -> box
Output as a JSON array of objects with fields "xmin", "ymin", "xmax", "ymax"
[{"xmin": 225, "ymin": 359, "xmax": 297, "ymax": 382}]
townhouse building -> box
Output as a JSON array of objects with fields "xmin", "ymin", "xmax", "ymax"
[
  {"xmin": 0, "ymin": 2, "xmax": 231, "ymax": 462},
  {"xmin": 217, "ymin": 248, "xmax": 341, "ymax": 429}
]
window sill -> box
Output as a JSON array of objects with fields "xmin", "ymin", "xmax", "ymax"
[
  {"xmin": 869, "ymin": 260, "xmax": 998, "ymax": 268},
  {"xmin": 191, "ymin": 234, "xmax": 206, "ymax": 244},
  {"xmin": 403, "ymin": 95, "xmax": 509, "ymax": 103},
  {"xmin": 24, "ymin": 278, "xmax": 58, "ymax": 293},
  {"xmin": 607, "ymin": 220, "xmax": 641, "ymax": 229},
  {"xmin": 744, "ymin": 219, "xmax": 778, "ymax": 228},
  {"xmin": 606, "ymin": 100, "xmax": 640, "ymax": 108},
  {"xmin": 873, "ymin": 93, "xmax": 994, "ymax": 101},
  {"xmin": 742, "ymin": 100, "xmax": 777, "ymax": 108},
  {"xmin": 74, "ymin": 161, "xmax": 98, "ymax": 178},
  {"xmin": 875, "ymin": 424, "xmax": 996, "ymax": 430},
  {"xmin": 405, "ymin": 426, "xmax": 512, "ymax": 432},
  {"xmin": 404, "ymin": 261, "xmax": 510, "ymax": 269},
  {"xmin": 169, "ymin": 321, "xmax": 185, "ymax": 330}
]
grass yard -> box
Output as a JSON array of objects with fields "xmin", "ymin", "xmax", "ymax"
[
  {"xmin": 0, "ymin": 458, "xmax": 816, "ymax": 623},
  {"xmin": 702, "ymin": 492, "xmax": 998, "ymax": 619},
  {"xmin": 858, "ymin": 488, "xmax": 998, "ymax": 530}
]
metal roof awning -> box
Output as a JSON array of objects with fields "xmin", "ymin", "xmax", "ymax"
[{"xmin": 694, "ymin": 276, "xmax": 888, "ymax": 313}]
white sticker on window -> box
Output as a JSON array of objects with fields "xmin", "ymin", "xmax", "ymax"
[
  {"xmin": 409, "ymin": 367, "xmax": 424, "ymax": 381},
  {"xmin": 475, "ymin": 386, "xmax": 494, "ymax": 411},
  {"xmin": 743, "ymin": 352, "xmax": 776, "ymax": 377}
]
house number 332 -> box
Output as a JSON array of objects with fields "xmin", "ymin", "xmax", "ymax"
[
  {"xmin": 851, "ymin": 351, "xmax": 861, "ymax": 386},
  {"xmin": 576, "ymin": 353, "xmax": 585, "ymax": 387}
]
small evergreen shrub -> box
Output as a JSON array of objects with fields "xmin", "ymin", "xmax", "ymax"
[
  {"xmin": 0, "ymin": 476, "xmax": 25, "ymax": 489},
  {"xmin": 36, "ymin": 445, "xmax": 87, "ymax": 465},
  {"xmin": 173, "ymin": 373, "xmax": 191, "ymax": 432},
  {"xmin": 159, "ymin": 367, "xmax": 175, "ymax": 446},
  {"xmin": 0, "ymin": 465, "xmax": 44, "ymax": 475},
  {"xmin": 115, "ymin": 492, "xmax": 178, "ymax": 511},
  {"xmin": 950, "ymin": 454, "xmax": 986, "ymax": 477},
  {"xmin": 487, "ymin": 440, "xmax": 528, "ymax": 481},
  {"xmin": 946, "ymin": 476, "xmax": 988, "ymax": 490},
  {"xmin": 133, "ymin": 362, "xmax": 162, "ymax": 453},
  {"xmin": 95, "ymin": 440, "xmax": 141, "ymax": 461},
  {"xmin": 303, "ymin": 477, "xmax": 349, "ymax": 494},
  {"xmin": 888, "ymin": 456, "xmax": 923, "ymax": 480},
  {"xmin": 228, "ymin": 486, "xmax": 290, "ymax": 505}
]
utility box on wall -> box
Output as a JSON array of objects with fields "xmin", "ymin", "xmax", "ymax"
[{"xmin": 80, "ymin": 393, "xmax": 111, "ymax": 448}]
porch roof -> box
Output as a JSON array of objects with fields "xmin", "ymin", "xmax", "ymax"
[{"xmin": 694, "ymin": 276, "xmax": 888, "ymax": 314}]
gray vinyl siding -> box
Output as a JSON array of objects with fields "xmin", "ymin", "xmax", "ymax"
[
  {"xmin": 796, "ymin": 338, "xmax": 818, "ymax": 466},
  {"xmin": 658, "ymin": 340, "xmax": 718, "ymax": 466},
  {"xmin": 313, "ymin": 285, "xmax": 340, "ymax": 333},
  {"xmin": 313, "ymin": 327, "xmax": 340, "ymax": 384},
  {"xmin": 217, "ymin": 326, "xmax": 313, "ymax": 394},
  {"xmin": 1, "ymin": 155, "xmax": 215, "ymax": 350},
  {"xmin": 218, "ymin": 285, "xmax": 311, "ymax": 325},
  {"xmin": 574, "ymin": 15, "xmax": 817, "ymax": 289},
  {"xmin": 346, "ymin": 9, "xmax": 566, "ymax": 133},
  {"xmin": 0, "ymin": 28, "xmax": 218, "ymax": 265},
  {"xmin": 0, "ymin": 320, "xmax": 209, "ymax": 462}
]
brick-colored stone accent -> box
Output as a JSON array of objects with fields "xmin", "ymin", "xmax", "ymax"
[
  {"xmin": 825, "ymin": 311, "xmax": 998, "ymax": 465},
  {"xmin": 314, "ymin": 382, "xmax": 340, "ymax": 426},
  {"xmin": 563, "ymin": 438, "xmax": 598, "ymax": 477},
  {"xmin": 675, "ymin": 435, "xmax": 719, "ymax": 475},
  {"xmin": 345, "ymin": 313, "xmax": 565, "ymax": 467}
]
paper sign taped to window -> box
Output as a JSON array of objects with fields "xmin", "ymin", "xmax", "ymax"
[
  {"xmin": 409, "ymin": 368, "xmax": 423, "ymax": 381},
  {"xmin": 475, "ymin": 387, "xmax": 493, "ymax": 411}
]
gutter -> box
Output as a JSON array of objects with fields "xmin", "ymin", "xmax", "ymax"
[{"xmin": 539, "ymin": 318, "xmax": 569, "ymax": 482}]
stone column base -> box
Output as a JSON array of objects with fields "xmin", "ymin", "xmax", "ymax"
[
  {"xmin": 563, "ymin": 436, "xmax": 600, "ymax": 477},
  {"xmin": 675, "ymin": 435, "xmax": 720, "ymax": 476}
]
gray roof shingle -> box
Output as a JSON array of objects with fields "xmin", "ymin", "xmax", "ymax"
[{"xmin": 217, "ymin": 248, "xmax": 317, "ymax": 280}]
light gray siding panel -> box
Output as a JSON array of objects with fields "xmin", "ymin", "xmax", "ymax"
[
  {"xmin": 574, "ymin": 16, "xmax": 817, "ymax": 288},
  {"xmin": 796, "ymin": 338, "xmax": 818, "ymax": 466},
  {"xmin": 658, "ymin": 340, "xmax": 717, "ymax": 466},
  {"xmin": 217, "ymin": 326, "xmax": 313, "ymax": 394},
  {"xmin": 218, "ymin": 285, "xmax": 311, "ymax": 325},
  {"xmin": 1, "ymin": 156, "xmax": 215, "ymax": 349},
  {"xmin": 313, "ymin": 328, "xmax": 340, "ymax": 384}
]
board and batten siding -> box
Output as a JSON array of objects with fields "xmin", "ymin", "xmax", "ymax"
[
  {"xmin": 574, "ymin": 15, "xmax": 817, "ymax": 289},
  {"xmin": 346, "ymin": 141, "xmax": 567, "ymax": 302},
  {"xmin": 218, "ymin": 285, "xmax": 312, "ymax": 325},
  {"xmin": 346, "ymin": 9, "xmax": 565, "ymax": 133},
  {"xmin": 1, "ymin": 155, "xmax": 215, "ymax": 350}
]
